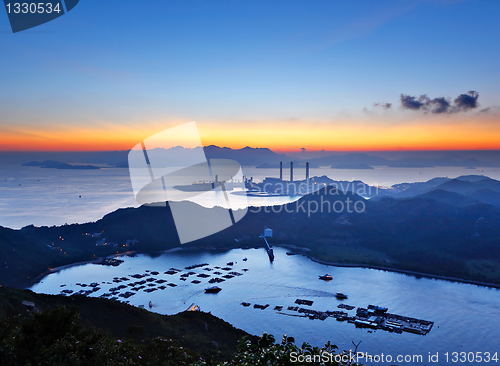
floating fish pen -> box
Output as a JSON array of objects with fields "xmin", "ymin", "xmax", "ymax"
[
  {"xmin": 101, "ymin": 258, "xmax": 124, "ymax": 266},
  {"xmin": 118, "ymin": 291, "xmax": 135, "ymax": 298},
  {"xmin": 191, "ymin": 280, "xmax": 201, "ymax": 284},
  {"xmin": 185, "ymin": 263, "xmax": 209, "ymax": 270},
  {"xmin": 295, "ymin": 299, "xmax": 314, "ymax": 306},
  {"xmin": 338, "ymin": 304, "xmax": 355, "ymax": 310},
  {"xmin": 197, "ymin": 273, "xmax": 211, "ymax": 278},
  {"xmin": 236, "ymin": 301, "xmax": 434, "ymax": 335},
  {"xmin": 209, "ymin": 278, "xmax": 225, "ymax": 283}
]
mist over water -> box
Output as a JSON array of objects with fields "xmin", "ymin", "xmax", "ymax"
[{"xmin": 1, "ymin": 164, "xmax": 500, "ymax": 229}]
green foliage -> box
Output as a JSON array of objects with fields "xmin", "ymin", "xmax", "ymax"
[
  {"xmin": 0, "ymin": 306, "xmax": 362, "ymax": 366},
  {"xmin": 214, "ymin": 333, "xmax": 360, "ymax": 366}
]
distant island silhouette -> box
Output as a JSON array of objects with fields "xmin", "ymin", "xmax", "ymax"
[{"xmin": 23, "ymin": 160, "xmax": 100, "ymax": 170}]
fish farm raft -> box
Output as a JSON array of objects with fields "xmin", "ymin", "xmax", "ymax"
[{"xmin": 240, "ymin": 300, "xmax": 434, "ymax": 336}]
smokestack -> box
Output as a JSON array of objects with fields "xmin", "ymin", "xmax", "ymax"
[
  {"xmin": 290, "ymin": 161, "xmax": 293, "ymax": 182},
  {"xmin": 280, "ymin": 161, "xmax": 283, "ymax": 180},
  {"xmin": 306, "ymin": 162, "xmax": 309, "ymax": 193}
]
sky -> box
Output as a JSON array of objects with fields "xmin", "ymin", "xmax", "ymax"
[{"xmin": 0, "ymin": 0, "xmax": 499, "ymax": 152}]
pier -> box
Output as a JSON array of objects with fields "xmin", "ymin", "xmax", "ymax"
[
  {"xmin": 239, "ymin": 300, "xmax": 434, "ymax": 335},
  {"xmin": 263, "ymin": 237, "xmax": 274, "ymax": 262}
]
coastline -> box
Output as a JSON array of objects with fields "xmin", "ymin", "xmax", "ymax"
[
  {"xmin": 27, "ymin": 244, "xmax": 500, "ymax": 291},
  {"xmin": 27, "ymin": 251, "xmax": 137, "ymax": 289},
  {"xmin": 305, "ymin": 255, "xmax": 500, "ymax": 290}
]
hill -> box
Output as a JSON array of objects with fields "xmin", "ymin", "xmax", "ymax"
[
  {"xmin": 412, "ymin": 189, "xmax": 479, "ymax": 207},
  {"xmin": 2, "ymin": 184, "xmax": 500, "ymax": 288},
  {"xmin": 0, "ymin": 286, "xmax": 253, "ymax": 363}
]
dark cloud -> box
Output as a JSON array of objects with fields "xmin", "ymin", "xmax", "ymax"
[
  {"xmin": 400, "ymin": 91, "xmax": 480, "ymax": 114},
  {"xmin": 454, "ymin": 91, "xmax": 479, "ymax": 111},
  {"xmin": 400, "ymin": 95, "xmax": 425, "ymax": 110},
  {"xmin": 427, "ymin": 96, "xmax": 451, "ymax": 114},
  {"xmin": 373, "ymin": 102, "xmax": 392, "ymax": 110}
]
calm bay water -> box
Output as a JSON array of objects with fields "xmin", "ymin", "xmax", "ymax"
[{"xmin": 31, "ymin": 247, "xmax": 500, "ymax": 366}]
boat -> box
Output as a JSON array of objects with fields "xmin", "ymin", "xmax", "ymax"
[
  {"xmin": 173, "ymin": 180, "xmax": 234, "ymax": 192},
  {"xmin": 335, "ymin": 292, "xmax": 348, "ymax": 300},
  {"xmin": 368, "ymin": 305, "xmax": 388, "ymax": 313},
  {"xmin": 205, "ymin": 286, "xmax": 222, "ymax": 293},
  {"xmin": 319, "ymin": 274, "xmax": 332, "ymax": 281},
  {"xmin": 149, "ymin": 301, "xmax": 152, "ymax": 308},
  {"xmin": 243, "ymin": 258, "xmax": 247, "ymax": 261}
]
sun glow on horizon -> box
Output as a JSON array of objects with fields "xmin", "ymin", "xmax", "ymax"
[{"xmin": 1, "ymin": 115, "xmax": 500, "ymax": 152}]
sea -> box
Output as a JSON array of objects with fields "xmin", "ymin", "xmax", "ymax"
[
  {"xmin": 3, "ymin": 163, "xmax": 500, "ymax": 365},
  {"xmin": 1, "ymin": 163, "xmax": 499, "ymax": 229}
]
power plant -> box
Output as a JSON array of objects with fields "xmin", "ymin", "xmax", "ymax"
[{"xmin": 259, "ymin": 161, "xmax": 312, "ymax": 196}]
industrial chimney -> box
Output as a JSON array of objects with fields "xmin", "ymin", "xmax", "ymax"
[{"xmin": 306, "ymin": 162, "xmax": 309, "ymax": 193}]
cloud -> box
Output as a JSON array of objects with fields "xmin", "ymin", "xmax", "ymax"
[
  {"xmin": 373, "ymin": 102, "xmax": 392, "ymax": 110},
  {"xmin": 400, "ymin": 91, "xmax": 480, "ymax": 114},
  {"xmin": 454, "ymin": 91, "xmax": 479, "ymax": 111},
  {"xmin": 400, "ymin": 95, "xmax": 425, "ymax": 110}
]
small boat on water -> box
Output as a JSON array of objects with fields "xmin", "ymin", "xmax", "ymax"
[
  {"xmin": 335, "ymin": 292, "xmax": 348, "ymax": 300},
  {"xmin": 319, "ymin": 274, "xmax": 333, "ymax": 281},
  {"xmin": 205, "ymin": 286, "xmax": 222, "ymax": 293},
  {"xmin": 149, "ymin": 301, "xmax": 152, "ymax": 308},
  {"xmin": 243, "ymin": 258, "xmax": 247, "ymax": 261}
]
